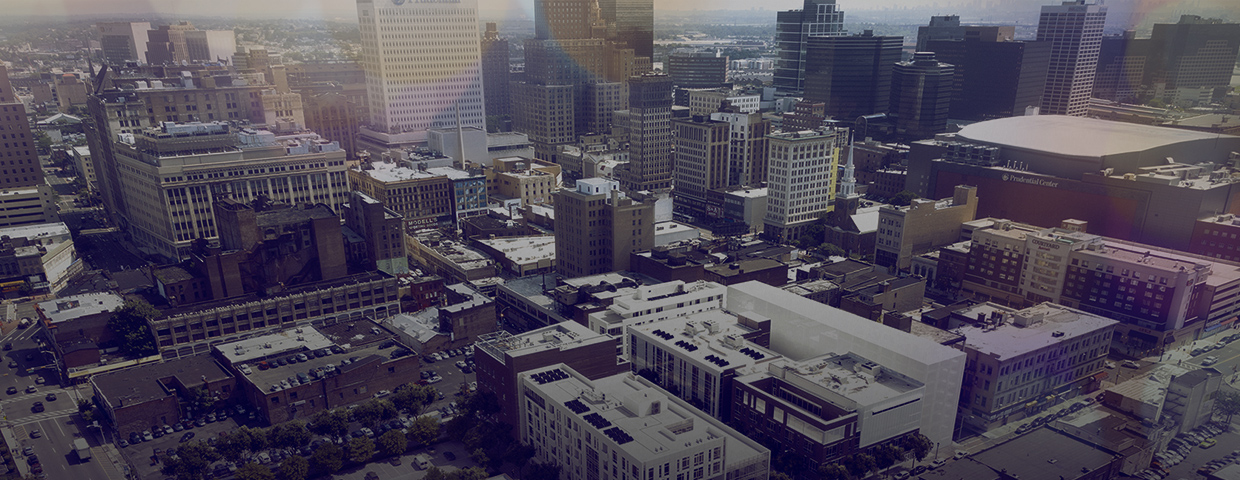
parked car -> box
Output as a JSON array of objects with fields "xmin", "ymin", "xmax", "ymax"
[
  {"xmin": 1202, "ymin": 438, "xmax": 1219, "ymax": 449},
  {"xmin": 1122, "ymin": 360, "xmax": 1140, "ymax": 368},
  {"xmin": 443, "ymin": 451, "xmax": 457, "ymax": 461},
  {"xmin": 180, "ymin": 432, "xmax": 195, "ymax": 443},
  {"xmin": 25, "ymin": 385, "xmax": 36, "ymax": 393},
  {"xmin": 1203, "ymin": 356, "xmax": 1220, "ymax": 366}
]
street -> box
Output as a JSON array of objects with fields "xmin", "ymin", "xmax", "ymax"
[{"xmin": 0, "ymin": 322, "xmax": 123, "ymax": 480}]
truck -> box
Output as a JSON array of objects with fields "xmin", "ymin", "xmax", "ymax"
[
  {"xmin": 18, "ymin": 318, "xmax": 30, "ymax": 329},
  {"xmin": 413, "ymin": 454, "xmax": 432, "ymax": 470},
  {"xmin": 74, "ymin": 438, "xmax": 91, "ymax": 461}
]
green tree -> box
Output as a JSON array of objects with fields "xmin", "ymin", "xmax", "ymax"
[
  {"xmin": 77, "ymin": 398, "xmax": 92, "ymax": 413},
  {"xmin": 1216, "ymin": 390, "xmax": 1240, "ymax": 426},
  {"xmin": 462, "ymin": 391, "xmax": 501, "ymax": 418},
  {"xmin": 347, "ymin": 437, "xmax": 376, "ymax": 464},
  {"xmin": 234, "ymin": 462, "xmax": 275, "ymax": 480},
  {"xmin": 841, "ymin": 453, "xmax": 876, "ymax": 479},
  {"xmin": 503, "ymin": 443, "xmax": 537, "ymax": 477},
  {"xmin": 426, "ymin": 466, "xmax": 449, "ymax": 480},
  {"xmin": 455, "ymin": 467, "xmax": 489, "ymax": 480},
  {"xmin": 278, "ymin": 455, "xmax": 309, "ymax": 480},
  {"xmin": 107, "ymin": 299, "xmax": 160, "ymax": 357},
  {"xmin": 770, "ymin": 472, "xmax": 792, "ymax": 480},
  {"xmin": 816, "ymin": 242, "xmax": 846, "ymax": 258},
  {"xmin": 378, "ymin": 429, "xmax": 408, "ymax": 457},
  {"xmin": 34, "ymin": 132, "xmax": 52, "ymax": 155},
  {"xmin": 309, "ymin": 443, "xmax": 344, "ymax": 476},
  {"xmin": 888, "ymin": 191, "xmax": 920, "ymax": 207},
  {"xmin": 268, "ymin": 421, "xmax": 311, "ymax": 449},
  {"xmin": 470, "ymin": 447, "xmax": 489, "ymax": 467},
  {"xmin": 309, "ymin": 409, "xmax": 349, "ymax": 437},
  {"xmin": 526, "ymin": 461, "xmax": 562, "ymax": 480},
  {"xmin": 190, "ymin": 387, "xmax": 216, "ymax": 413},
  {"xmin": 873, "ymin": 444, "xmax": 906, "ymax": 474},
  {"xmin": 406, "ymin": 415, "xmax": 441, "ymax": 446},
  {"xmin": 354, "ymin": 400, "xmax": 395, "ymax": 427},
  {"xmin": 160, "ymin": 441, "xmax": 221, "ymax": 480},
  {"xmin": 393, "ymin": 383, "xmax": 437, "ymax": 415},
  {"xmin": 816, "ymin": 464, "xmax": 847, "ymax": 480},
  {"xmin": 900, "ymin": 434, "xmax": 934, "ymax": 463}
]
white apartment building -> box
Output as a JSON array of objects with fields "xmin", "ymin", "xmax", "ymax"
[
  {"xmin": 356, "ymin": 0, "xmax": 486, "ymax": 145},
  {"xmin": 587, "ymin": 280, "xmax": 728, "ymax": 348},
  {"xmin": 954, "ymin": 302, "xmax": 1117, "ymax": 431},
  {"xmin": 113, "ymin": 122, "xmax": 350, "ymax": 260},
  {"xmin": 628, "ymin": 310, "xmax": 780, "ymax": 418},
  {"xmin": 519, "ymin": 364, "xmax": 770, "ymax": 480},
  {"xmin": 688, "ymin": 89, "xmax": 761, "ymax": 116},
  {"xmin": 764, "ymin": 128, "xmax": 844, "ymax": 243}
]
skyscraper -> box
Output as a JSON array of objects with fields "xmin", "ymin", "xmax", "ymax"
[
  {"xmin": 480, "ymin": 23, "xmax": 511, "ymax": 119},
  {"xmin": 1092, "ymin": 32, "xmax": 1149, "ymax": 103},
  {"xmin": 915, "ymin": 15, "xmax": 1014, "ymax": 51},
  {"xmin": 764, "ymin": 127, "xmax": 845, "ymax": 243},
  {"xmin": 774, "ymin": 0, "xmax": 846, "ymax": 95},
  {"xmin": 598, "ymin": 0, "xmax": 654, "ymax": 59},
  {"xmin": 0, "ymin": 65, "xmax": 44, "ymax": 189},
  {"xmin": 1036, "ymin": 0, "xmax": 1106, "ymax": 116},
  {"xmin": 672, "ymin": 115, "xmax": 730, "ymax": 218},
  {"xmin": 356, "ymin": 0, "xmax": 486, "ymax": 145},
  {"xmin": 890, "ymin": 52, "xmax": 955, "ymax": 139},
  {"xmin": 928, "ymin": 37, "xmax": 1051, "ymax": 121},
  {"xmin": 668, "ymin": 51, "xmax": 729, "ymax": 106},
  {"xmin": 97, "ymin": 22, "xmax": 151, "ymax": 65},
  {"xmin": 622, "ymin": 73, "xmax": 673, "ymax": 192},
  {"xmin": 803, "ymin": 31, "xmax": 902, "ymax": 120},
  {"xmin": 1148, "ymin": 15, "xmax": 1240, "ymax": 103}
]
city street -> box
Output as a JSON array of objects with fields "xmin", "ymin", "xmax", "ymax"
[{"xmin": 0, "ymin": 322, "xmax": 123, "ymax": 480}]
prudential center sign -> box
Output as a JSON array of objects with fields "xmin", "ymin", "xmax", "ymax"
[{"xmin": 1002, "ymin": 173, "xmax": 1060, "ymax": 188}]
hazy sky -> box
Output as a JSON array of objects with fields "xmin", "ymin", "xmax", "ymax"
[{"xmin": 2, "ymin": 0, "xmax": 1236, "ymax": 23}]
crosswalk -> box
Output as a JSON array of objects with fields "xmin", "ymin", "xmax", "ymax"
[{"xmin": 11, "ymin": 407, "xmax": 76, "ymax": 427}]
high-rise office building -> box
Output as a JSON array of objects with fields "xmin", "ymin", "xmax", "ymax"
[
  {"xmin": 774, "ymin": 0, "xmax": 846, "ymax": 95},
  {"xmin": 598, "ymin": 0, "xmax": 654, "ymax": 59},
  {"xmin": 480, "ymin": 23, "xmax": 511, "ymax": 119},
  {"xmin": 1093, "ymin": 32, "xmax": 1150, "ymax": 103},
  {"xmin": 668, "ymin": 51, "xmax": 728, "ymax": 106},
  {"xmin": 764, "ymin": 127, "xmax": 845, "ymax": 243},
  {"xmin": 914, "ymin": 15, "xmax": 1014, "ymax": 51},
  {"xmin": 145, "ymin": 22, "xmax": 235, "ymax": 65},
  {"xmin": 621, "ymin": 74, "xmax": 673, "ymax": 192},
  {"xmin": 554, "ymin": 178, "xmax": 654, "ymax": 277},
  {"xmin": 1148, "ymin": 15, "xmax": 1240, "ymax": 103},
  {"xmin": 672, "ymin": 115, "xmax": 730, "ymax": 218},
  {"xmin": 710, "ymin": 108, "xmax": 770, "ymax": 186},
  {"xmin": 356, "ymin": 0, "xmax": 486, "ymax": 145},
  {"xmin": 0, "ymin": 65, "xmax": 44, "ymax": 189},
  {"xmin": 803, "ymin": 31, "xmax": 902, "ymax": 120},
  {"xmin": 1036, "ymin": 0, "xmax": 1107, "ymax": 116},
  {"xmin": 97, "ymin": 22, "xmax": 151, "ymax": 65},
  {"xmin": 890, "ymin": 52, "xmax": 955, "ymax": 139},
  {"xmin": 928, "ymin": 37, "xmax": 1051, "ymax": 121},
  {"xmin": 302, "ymin": 91, "xmax": 361, "ymax": 159}
]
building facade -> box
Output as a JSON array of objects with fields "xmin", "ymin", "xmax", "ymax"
[
  {"xmin": 874, "ymin": 185, "xmax": 978, "ymax": 271},
  {"xmin": 889, "ymin": 53, "xmax": 954, "ymax": 139},
  {"xmin": 774, "ymin": 0, "xmax": 846, "ymax": 95},
  {"xmin": 926, "ymin": 37, "xmax": 1051, "ymax": 121},
  {"xmin": 554, "ymin": 178, "xmax": 655, "ymax": 276},
  {"xmin": 803, "ymin": 32, "xmax": 902, "ymax": 121},
  {"xmin": 764, "ymin": 128, "xmax": 844, "ymax": 243},
  {"xmin": 0, "ymin": 65, "xmax": 43, "ymax": 189},
  {"xmin": 1036, "ymin": 0, "xmax": 1107, "ymax": 116},
  {"xmin": 622, "ymin": 74, "xmax": 674, "ymax": 192}
]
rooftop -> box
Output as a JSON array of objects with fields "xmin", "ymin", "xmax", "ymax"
[
  {"xmin": 969, "ymin": 427, "xmax": 1118, "ymax": 480},
  {"xmin": 956, "ymin": 115, "xmax": 1240, "ymax": 159},
  {"xmin": 475, "ymin": 321, "xmax": 613, "ymax": 363},
  {"xmin": 0, "ymin": 222, "xmax": 70, "ymax": 242},
  {"xmin": 215, "ymin": 326, "xmax": 336, "ymax": 365},
  {"xmin": 92, "ymin": 356, "xmax": 233, "ymax": 408},
  {"xmin": 705, "ymin": 258, "xmax": 785, "ymax": 278},
  {"xmin": 474, "ymin": 235, "xmax": 556, "ymax": 265},
  {"xmin": 426, "ymin": 166, "xmax": 482, "ymax": 180},
  {"xmin": 442, "ymin": 283, "xmax": 491, "ymax": 314},
  {"xmin": 762, "ymin": 351, "xmax": 924, "ymax": 408},
  {"xmin": 1106, "ymin": 363, "xmax": 1190, "ymax": 408},
  {"xmin": 242, "ymin": 342, "xmax": 397, "ymax": 393},
  {"xmin": 522, "ymin": 365, "xmax": 768, "ymax": 466},
  {"xmin": 354, "ymin": 161, "xmax": 445, "ymax": 183},
  {"xmin": 630, "ymin": 310, "xmax": 780, "ymax": 375},
  {"xmin": 386, "ymin": 311, "xmax": 445, "ymax": 344},
  {"xmin": 37, "ymin": 292, "xmax": 125, "ymax": 324},
  {"xmin": 954, "ymin": 303, "xmax": 1118, "ymax": 360}
]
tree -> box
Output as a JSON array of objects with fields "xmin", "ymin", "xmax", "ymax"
[
  {"xmin": 347, "ymin": 437, "xmax": 376, "ymax": 464},
  {"xmin": 190, "ymin": 386, "xmax": 216, "ymax": 413},
  {"xmin": 526, "ymin": 461, "xmax": 562, "ymax": 480},
  {"xmin": 309, "ymin": 409, "xmax": 348, "ymax": 437},
  {"xmin": 378, "ymin": 429, "xmax": 408, "ymax": 457},
  {"xmin": 840, "ymin": 453, "xmax": 876, "ymax": 479},
  {"xmin": 816, "ymin": 242, "xmax": 846, "ymax": 258},
  {"xmin": 269, "ymin": 422, "xmax": 311, "ymax": 449},
  {"xmin": 107, "ymin": 300, "xmax": 160, "ymax": 357},
  {"xmin": 407, "ymin": 415, "xmax": 441, "ymax": 446},
  {"xmin": 354, "ymin": 400, "xmax": 394, "ymax": 427},
  {"xmin": 426, "ymin": 466, "xmax": 449, "ymax": 480},
  {"xmin": 160, "ymin": 441, "xmax": 220, "ymax": 480},
  {"xmin": 234, "ymin": 462, "xmax": 275, "ymax": 480},
  {"xmin": 888, "ymin": 191, "xmax": 920, "ymax": 207},
  {"xmin": 393, "ymin": 383, "xmax": 436, "ymax": 415},
  {"xmin": 461, "ymin": 390, "xmax": 501, "ymax": 418},
  {"xmin": 873, "ymin": 444, "xmax": 906, "ymax": 473},
  {"xmin": 309, "ymin": 443, "xmax": 344, "ymax": 476},
  {"xmin": 816, "ymin": 464, "xmax": 848, "ymax": 480},
  {"xmin": 470, "ymin": 447, "xmax": 489, "ymax": 467},
  {"xmin": 1217, "ymin": 390, "xmax": 1240, "ymax": 426},
  {"xmin": 900, "ymin": 434, "xmax": 934, "ymax": 463},
  {"xmin": 278, "ymin": 455, "xmax": 309, "ymax": 480},
  {"xmin": 503, "ymin": 443, "xmax": 537, "ymax": 477},
  {"xmin": 770, "ymin": 472, "xmax": 792, "ymax": 480},
  {"xmin": 77, "ymin": 398, "xmax": 92, "ymax": 413},
  {"xmin": 455, "ymin": 467, "xmax": 489, "ymax": 480}
]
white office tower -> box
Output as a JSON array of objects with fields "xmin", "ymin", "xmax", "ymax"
[
  {"xmin": 357, "ymin": 0, "xmax": 487, "ymax": 146},
  {"xmin": 1036, "ymin": 0, "xmax": 1106, "ymax": 116}
]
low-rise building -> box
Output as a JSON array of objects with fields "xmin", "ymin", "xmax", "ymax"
[
  {"xmin": 475, "ymin": 321, "xmax": 629, "ymax": 427},
  {"xmin": 955, "ymin": 303, "xmax": 1118, "ymax": 431},
  {"xmin": 586, "ymin": 280, "xmax": 728, "ymax": 340},
  {"xmin": 488, "ymin": 156, "xmax": 559, "ymax": 207},
  {"xmin": 349, "ymin": 155, "xmax": 455, "ymax": 230},
  {"xmin": 874, "ymin": 185, "xmax": 978, "ymax": 271},
  {"xmin": 92, "ymin": 356, "xmax": 236, "ymax": 436},
  {"xmin": 0, "ymin": 222, "xmax": 81, "ymax": 294},
  {"xmin": 407, "ymin": 229, "xmax": 499, "ymax": 283},
  {"xmin": 0, "ymin": 186, "xmax": 60, "ymax": 229},
  {"xmin": 519, "ymin": 364, "xmax": 770, "ymax": 480},
  {"xmin": 473, "ymin": 235, "xmax": 556, "ymax": 276},
  {"xmin": 214, "ymin": 321, "xmax": 418, "ymax": 424}
]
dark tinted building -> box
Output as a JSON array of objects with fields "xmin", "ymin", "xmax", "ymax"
[
  {"xmin": 928, "ymin": 38, "xmax": 1051, "ymax": 121},
  {"xmin": 890, "ymin": 52, "xmax": 954, "ymax": 139},
  {"xmin": 804, "ymin": 31, "xmax": 902, "ymax": 120},
  {"xmin": 599, "ymin": 0, "xmax": 654, "ymax": 58},
  {"xmin": 1093, "ymin": 33, "xmax": 1150, "ymax": 102},
  {"xmin": 481, "ymin": 23, "xmax": 511, "ymax": 118},
  {"xmin": 1148, "ymin": 15, "xmax": 1240, "ymax": 102},
  {"xmin": 774, "ymin": 0, "xmax": 846, "ymax": 95}
]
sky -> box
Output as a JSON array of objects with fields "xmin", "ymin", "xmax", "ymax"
[{"xmin": 1, "ymin": 0, "xmax": 1236, "ymax": 23}]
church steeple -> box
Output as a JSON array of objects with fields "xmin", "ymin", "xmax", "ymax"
[{"xmin": 839, "ymin": 133, "xmax": 857, "ymax": 199}]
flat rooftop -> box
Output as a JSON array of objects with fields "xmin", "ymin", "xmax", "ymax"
[
  {"xmin": 442, "ymin": 283, "xmax": 491, "ymax": 314},
  {"xmin": 476, "ymin": 321, "xmax": 612, "ymax": 363},
  {"xmin": 630, "ymin": 310, "xmax": 780, "ymax": 375},
  {"xmin": 1106, "ymin": 363, "xmax": 1190, "ymax": 407},
  {"xmin": 387, "ymin": 310, "xmax": 445, "ymax": 344},
  {"xmin": 38, "ymin": 293, "xmax": 125, "ymax": 324},
  {"xmin": 215, "ymin": 326, "xmax": 335, "ymax": 365},
  {"xmin": 956, "ymin": 115, "xmax": 1240, "ymax": 159},
  {"xmin": 771, "ymin": 352, "xmax": 923, "ymax": 407},
  {"xmin": 242, "ymin": 342, "xmax": 396, "ymax": 393},
  {"xmin": 523, "ymin": 365, "xmax": 767, "ymax": 467},
  {"xmin": 955, "ymin": 303, "xmax": 1117, "ymax": 360},
  {"xmin": 474, "ymin": 236, "xmax": 556, "ymax": 265},
  {"xmin": 93, "ymin": 356, "xmax": 233, "ymax": 408},
  {"xmin": 354, "ymin": 161, "xmax": 444, "ymax": 183},
  {"xmin": 969, "ymin": 427, "xmax": 1119, "ymax": 480},
  {"xmin": 0, "ymin": 222, "xmax": 69, "ymax": 240}
]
